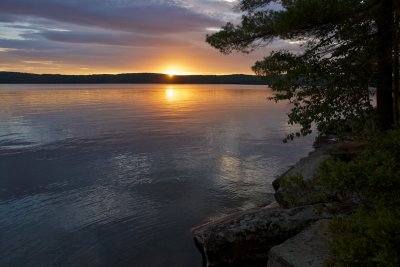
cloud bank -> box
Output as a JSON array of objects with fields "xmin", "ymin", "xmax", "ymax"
[{"xmin": 0, "ymin": 0, "xmax": 300, "ymax": 74}]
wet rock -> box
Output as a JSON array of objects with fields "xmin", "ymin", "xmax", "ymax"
[
  {"xmin": 192, "ymin": 204, "xmax": 333, "ymax": 267},
  {"xmin": 267, "ymin": 220, "xmax": 331, "ymax": 267}
]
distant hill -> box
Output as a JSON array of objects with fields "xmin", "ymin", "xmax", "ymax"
[{"xmin": 0, "ymin": 72, "xmax": 267, "ymax": 85}]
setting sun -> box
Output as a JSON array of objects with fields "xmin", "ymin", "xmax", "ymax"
[
  {"xmin": 166, "ymin": 70, "xmax": 178, "ymax": 78},
  {"xmin": 164, "ymin": 66, "xmax": 190, "ymax": 77}
]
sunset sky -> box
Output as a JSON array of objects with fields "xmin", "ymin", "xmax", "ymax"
[{"xmin": 0, "ymin": 0, "xmax": 297, "ymax": 75}]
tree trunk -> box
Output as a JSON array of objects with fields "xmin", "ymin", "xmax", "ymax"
[
  {"xmin": 376, "ymin": 0, "xmax": 394, "ymax": 130},
  {"xmin": 393, "ymin": 5, "xmax": 400, "ymax": 125}
]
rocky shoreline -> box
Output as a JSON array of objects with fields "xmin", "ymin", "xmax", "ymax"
[{"xmin": 192, "ymin": 137, "xmax": 354, "ymax": 267}]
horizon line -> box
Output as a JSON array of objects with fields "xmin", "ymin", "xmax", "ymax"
[{"xmin": 0, "ymin": 71, "xmax": 258, "ymax": 76}]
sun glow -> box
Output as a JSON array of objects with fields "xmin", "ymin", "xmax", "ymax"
[
  {"xmin": 164, "ymin": 66, "xmax": 190, "ymax": 77},
  {"xmin": 166, "ymin": 70, "xmax": 178, "ymax": 78}
]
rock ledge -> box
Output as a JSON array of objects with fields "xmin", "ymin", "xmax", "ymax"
[{"xmin": 192, "ymin": 139, "xmax": 348, "ymax": 266}]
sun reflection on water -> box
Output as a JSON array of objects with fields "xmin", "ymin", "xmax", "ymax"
[
  {"xmin": 165, "ymin": 87, "xmax": 176, "ymax": 101},
  {"xmin": 164, "ymin": 86, "xmax": 193, "ymax": 103}
]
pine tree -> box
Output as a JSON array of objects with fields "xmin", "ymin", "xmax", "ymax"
[{"xmin": 207, "ymin": 0, "xmax": 399, "ymax": 139}]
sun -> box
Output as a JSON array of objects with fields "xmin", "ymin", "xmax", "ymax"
[
  {"xmin": 164, "ymin": 66, "xmax": 188, "ymax": 77},
  {"xmin": 165, "ymin": 69, "xmax": 179, "ymax": 78}
]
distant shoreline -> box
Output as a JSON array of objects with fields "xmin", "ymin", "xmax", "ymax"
[{"xmin": 0, "ymin": 72, "xmax": 267, "ymax": 85}]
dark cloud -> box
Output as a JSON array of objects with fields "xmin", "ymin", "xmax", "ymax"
[
  {"xmin": 0, "ymin": 0, "xmax": 221, "ymax": 34},
  {"xmin": 0, "ymin": 38, "xmax": 61, "ymax": 51},
  {"xmin": 0, "ymin": 14, "xmax": 16, "ymax": 22},
  {"xmin": 0, "ymin": 0, "xmax": 297, "ymax": 74},
  {"xmin": 37, "ymin": 30, "xmax": 189, "ymax": 47}
]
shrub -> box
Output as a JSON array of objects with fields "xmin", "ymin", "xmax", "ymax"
[
  {"xmin": 326, "ymin": 206, "xmax": 400, "ymax": 267},
  {"xmin": 316, "ymin": 129, "xmax": 400, "ymax": 207},
  {"xmin": 314, "ymin": 128, "xmax": 400, "ymax": 266}
]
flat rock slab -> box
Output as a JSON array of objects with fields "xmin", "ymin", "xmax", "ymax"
[
  {"xmin": 267, "ymin": 219, "xmax": 331, "ymax": 267},
  {"xmin": 192, "ymin": 204, "xmax": 333, "ymax": 267}
]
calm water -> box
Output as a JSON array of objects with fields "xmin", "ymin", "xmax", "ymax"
[{"xmin": 0, "ymin": 84, "xmax": 314, "ymax": 267}]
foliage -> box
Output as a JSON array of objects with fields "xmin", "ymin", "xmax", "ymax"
[
  {"xmin": 253, "ymin": 52, "xmax": 373, "ymax": 141},
  {"xmin": 276, "ymin": 129, "xmax": 400, "ymax": 265},
  {"xmin": 278, "ymin": 173, "xmax": 309, "ymax": 205},
  {"xmin": 279, "ymin": 172, "xmax": 332, "ymax": 205},
  {"xmin": 279, "ymin": 173, "xmax": 307, "ymax": 189},
  {"xmin": 326, "ymin": 207, "xmax": 400, "ymax": 267},
  {"xmin": 316, "ymin": 129, "xmax": 400, "ymax": 207},
  {"xmin": 207, "ymin": 0, "xmax": 399, "ymax": 141},
  {"xmin": 313, "ymin": 129, "xmax": 400, "ymax": 266}
]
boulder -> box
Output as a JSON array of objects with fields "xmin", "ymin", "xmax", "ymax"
[
  {"xmin": 273, "ymin": 139, "xmax": 366, "ymax": 208},
  {"xmin": 192, "ymin": 204, "xmax": 334, "ymax": 267},
  {"xmin": 273, "ymin": 148, "xmax": 332, "ymax": 208},
  {"xmin": 267, "ymin": 220, "xmax": 331, "ymax": 267}
]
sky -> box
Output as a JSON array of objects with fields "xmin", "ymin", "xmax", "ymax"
[{"xmin": 0, "ymin": 0, "xmax": 297, "ymax": 75}]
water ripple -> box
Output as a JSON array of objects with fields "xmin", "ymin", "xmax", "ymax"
[{"xmin": 0, "ymin": 84, "xmax": 315, "ymax": 266}]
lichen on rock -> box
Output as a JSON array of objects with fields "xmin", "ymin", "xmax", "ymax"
[{"xmin": 192, "ymin": 204, "xmax": 334, "ymax": 267}]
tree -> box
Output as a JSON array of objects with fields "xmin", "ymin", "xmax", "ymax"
[
  {"xmin": 394, "ymin": 3, "xmax": 400, "ymax": 124},
  {"xmin": 207, "ymin": 0, "xmax": 399, "ymax": 140}
]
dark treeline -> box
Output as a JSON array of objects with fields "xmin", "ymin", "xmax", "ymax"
[{"xmin": 0, "ymin": 72, "xmax": 266, "ymax": 85}]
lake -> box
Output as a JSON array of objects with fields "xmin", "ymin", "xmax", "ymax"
[{"xmin": 0, "ymin": 84, "xmax": 315, "ymax": 267}]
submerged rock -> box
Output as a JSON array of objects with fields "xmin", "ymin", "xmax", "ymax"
[
  {"xmin": 192, "ymin": 204, "xmax": 334, "ymax": 267},
  {"xmin": 267, "ymin": 219, "xmax": 331, "ymax": 267}
]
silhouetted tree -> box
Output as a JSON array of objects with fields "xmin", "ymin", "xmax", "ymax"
[{"xmin": 207, "ymin": 0, "xmax": 400, "ymax": 140}]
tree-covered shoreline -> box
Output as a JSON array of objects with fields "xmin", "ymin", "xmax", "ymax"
[{"xmin": 0, "ymin": 72, "xmax": 266, "ymax": 85}]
